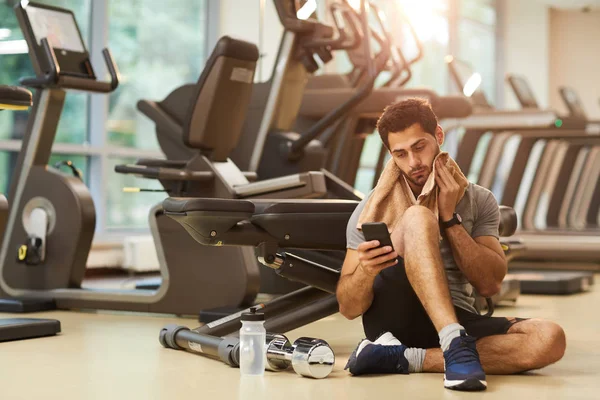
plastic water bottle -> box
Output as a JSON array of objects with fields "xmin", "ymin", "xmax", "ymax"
[{"xmin": 239, "ymin": 307, "xmax": 266, "ymax": 376}]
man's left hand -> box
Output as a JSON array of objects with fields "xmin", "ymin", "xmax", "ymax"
[{"xmin": 436, "ymin": 158, "xmax": 462, "ymax": 222}]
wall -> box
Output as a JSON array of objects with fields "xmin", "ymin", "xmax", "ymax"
[
  {"xmin": 549, "ymin": 9, "xmax": 600, "ymax": 119},
  {"xmin": 501, "ymin": 0, "xmax": 550, "ymax": 109},
  {"xmin": 215, "ymin": 0, "xmax": 283, "ymax": 82},
  {"xmin": 215, "ymin": 1, "xmax": 335, "ymax": 82}
]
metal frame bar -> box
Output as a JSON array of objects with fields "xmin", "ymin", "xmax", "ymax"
[
  {"xmin": 88, "ymin": 0, "xmax": 109, "ymax": 235},
  {"xmin": 494, "ymin": 0, "xmax": 505, "ymax": 107}
]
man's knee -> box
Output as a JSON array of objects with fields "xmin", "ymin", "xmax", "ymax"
[
  {"xmin": 519, "ymin": 320, "xmax": 566, "ymax": 370},
  {"xmin": 398, "ymin": 205, "xmax": 438, "ymax": 233},
  {"xmin": 541, "ymin": 322, "xmax": 566, "ymax": 364},
  {"xmin": 391, "ymin": 206, "xmax": 438, "ymax": 256}
]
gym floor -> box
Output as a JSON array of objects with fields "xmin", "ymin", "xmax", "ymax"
[{"xmin": 1, "ymin": 278, "xmax": 598, "ymax": 400}]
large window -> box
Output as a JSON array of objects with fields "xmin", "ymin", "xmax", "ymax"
[
  {"xmin": 107, "ymin": 0, "xmax": 207, "ymax": 150},
  {"xmin": 457, "ymin": 0, "xmax": 496, "ymax": 103},
  {"xmin": 0, "ymin": 0, "xmax": 208, "ymax": 238},
  {"xmin": 104, "ymin": 0, "xmax": 208, "ymax": 230}
]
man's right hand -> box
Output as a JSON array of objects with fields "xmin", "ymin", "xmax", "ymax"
[{"xmin": 357, "ymin": 241, "xmax": 399, "ymax": 277}]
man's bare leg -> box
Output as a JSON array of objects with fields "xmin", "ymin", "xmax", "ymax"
[
  {"xmin": 392, "ymin": 205, "xmax": 457, "ymax": 331},
  {"xmin": 422, "ymin": 319, "xmax": 567, "ymax": 374}
]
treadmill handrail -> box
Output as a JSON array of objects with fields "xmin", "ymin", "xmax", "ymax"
[
  {"xmin": 369, "ymin": 3, "xmax": 410, "ymax": 87},
  {"xmin": 329, "ymin": 5, "xmax": 362, "ymax": 50},
  {"xmin": 442, "ymin": 110, "xmax": 563, "ymax": 130},
  {"xmin": 273, "ymin": 0, "xmax": 324, "ymax": 33},
  {"xmin": 301, "ymin": 4, "xmax": 351, "ymax": 50},
  {"xmin": 114, "ymin": 164, "xmax": 214, "ymax": 181}
]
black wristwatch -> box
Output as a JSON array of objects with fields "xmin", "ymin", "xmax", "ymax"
[{"xmin": 441, "ymin": 212, "xmax": 462, "ymax": 229}]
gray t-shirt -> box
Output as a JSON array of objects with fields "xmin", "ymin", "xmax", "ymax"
[{"xmin": 346, "ymin": 182, "xmax": 500, "ymax": 313}]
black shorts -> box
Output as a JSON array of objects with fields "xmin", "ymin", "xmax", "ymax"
[{"xmin": 362, "ymin": 258, "xmax": 524, "ymax": 349}]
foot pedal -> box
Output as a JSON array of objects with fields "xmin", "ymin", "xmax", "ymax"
[
  {"xmin": 0, "ymin": 318, "xmax": 61, "ymax": 342},
  {"xmin": 135, "ymin": 277, "xmax": 161, "ymax": 290},
  {"xmin": 508, "ymin": 271, "xmax": 594, "ymax": 294}
]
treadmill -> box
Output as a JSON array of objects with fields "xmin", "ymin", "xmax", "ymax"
[
  {"xmin": 0, "ymin": 85, "xmax": 61, "ymax": 342},
  {"xmin": 480, "ymin": 130, "xmax": 598, "ymax": 294},
  {"xmin": 446, "ymin": 59, "xmax": 597, "ymax": 294},
  {"xmin": 444, "ymin": 59, "xmax": 589, "ymax": 177}
]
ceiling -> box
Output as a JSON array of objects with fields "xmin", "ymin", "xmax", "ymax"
[{"xmin": 534, "ymin": 0, "xmax": 600, "ymax": 10}]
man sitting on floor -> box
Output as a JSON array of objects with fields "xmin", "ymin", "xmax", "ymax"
[{"xmin": 337, "ymin": 98, "xmax": 566, "ymax": 391}]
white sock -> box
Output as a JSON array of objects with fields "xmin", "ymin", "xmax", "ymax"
[
  {"xmin": 404, "ymin": 347, "xmax": 426, "ymax": 373},
  {"xmin": 439, "ymin": 323, "xmax": 464, "ymax": 352}
]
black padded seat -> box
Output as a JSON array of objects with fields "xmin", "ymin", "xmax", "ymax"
[
  {"xmin": 0, "ymin": 85, "xmax": 32, "ymax": 108},
  {"xmin": 257, "ymin": 199, "xmax": 359, "ymax": 214},
  {"xmin": 201, "ymin": 36, "xmax": 260, "ymax": 62},
  {"xmin": 182, "ymin": 36, "xmax": 259, "ymax": 157},
  {"xmin": 163, "ymin": 197, "xmax": 255, "ymax": 214},
  {"xmin": 0, "ymin": 318, "xmax": 61, "ymax": 342}
]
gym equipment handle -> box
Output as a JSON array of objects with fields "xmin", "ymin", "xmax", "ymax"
[
  {"xmin": 302, "ymin": 3, "xmax": 358, "ymax": 50},
  {"xmin": 329, "ymin": 4, "xmax": 362, "ymax": 51},
  {"xmin": 369, "ymin": 3, "xmax": 411, "ymax": 87},
  {"xmin": 114, "ymin": 164, "xmax": 214, "ymax": 181},
  {"xmin": 20, "ymin": 38, "xmax": 119, "ymax": 93},
  {"xmin": 0, "ymin": 195, "xmax": 8, "ymax": 245},
  {"xmin": 274, "ymin": 0, "xmax": 325, "ymax": 33}
]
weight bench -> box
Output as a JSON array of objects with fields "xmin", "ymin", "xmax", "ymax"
[{"xmin": 162, "ymin": 197, "xmax": 519, "ymax": 337}]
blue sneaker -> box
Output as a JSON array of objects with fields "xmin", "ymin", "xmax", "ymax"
[
  {"xmin": 443, "ymin": 330, "xmax": 487, "ymax": 391},
  {"xmin": 345, "ymin": 339, "xmax": 409, "ymax": 376}
]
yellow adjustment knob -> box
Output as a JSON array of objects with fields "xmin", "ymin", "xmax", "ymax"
[
  {"xmin": 18, "ymin": 245, "xmax": 28, "ymax": 261},
  {"xmin": 501, "ymin": 244, "xmax": 509, "ymax": 251}
]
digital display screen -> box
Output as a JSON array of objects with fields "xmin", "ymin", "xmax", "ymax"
[{"xmin": 25, "ymin": 5, "xmax": 85, "ymax": 53}]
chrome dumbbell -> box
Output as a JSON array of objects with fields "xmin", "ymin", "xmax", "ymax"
[{"xmin": 265, "ymin": 334, "xmax": 335, "ymax": 379}]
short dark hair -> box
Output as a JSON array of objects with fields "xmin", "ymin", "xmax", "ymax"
[{"xmin": 376, "ymin": 98, "xmax": 438, "ymax": 149}]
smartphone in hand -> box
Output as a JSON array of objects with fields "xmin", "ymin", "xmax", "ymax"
[{"xmin": 361, "ymin": 222, "xmax": 394, "ymax": 250}]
